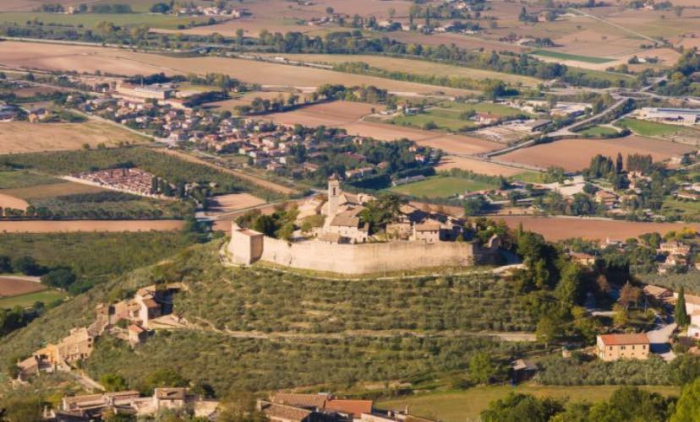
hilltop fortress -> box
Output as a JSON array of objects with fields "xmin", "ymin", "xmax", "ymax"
[{"xmin": 228, "ymin": 177, "xmax": 501, "ymax": 275}]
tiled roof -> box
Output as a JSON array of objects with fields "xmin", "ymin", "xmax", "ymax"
[
  {"xmin": 271, "ymin": 393, "xmax": 327, "ymax": 409},
  {"xmin": 598, "ymin": 333, "xmax": 649, "ymax": 346},
  {"xmin": 325, "ymin": 399, "xmax": 373, "ymax": 416},
  {"xmin": 261, "ymin": 402, "xmax": 312, "ymax": 422}
]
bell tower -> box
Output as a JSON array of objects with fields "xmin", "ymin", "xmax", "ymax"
[{"xmin": 328, "ymin": 174, "xmax": 340, "ymax": 216}]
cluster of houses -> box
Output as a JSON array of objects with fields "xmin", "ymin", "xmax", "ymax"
[
  {"xmin": 17, "ymin": 284, "xmax": 183, "ymax": 380},
  {"xmin": 657, "ymin": 239, "xmax": 697, "ymax": 274},
  {"xmin": 51, "ymin": 387, "xmax": 219, "ymax": 420},
  {"xmin": 298, "ymin": 177, "xmax": 472, "ymax": 244},
  {"xmin": 174, "ymin": 5, "xmax": 249, "ymax": 18},
  {"xmin": 259, "ymin": 393, "xmax": 432, "ymax": 422}
]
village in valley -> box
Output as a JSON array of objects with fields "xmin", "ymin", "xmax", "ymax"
[{"xmin": 2, "ymin": 0, "xmax": 700, "ymax": 421}]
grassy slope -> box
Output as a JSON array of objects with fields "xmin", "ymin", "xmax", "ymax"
[
  {"xmin": 377, "ymin": 384, "xmax": 681, "ymax": 422},
  {"xmin": 1, "ymin": 241, "xmax": 537, "ymax": 396}
]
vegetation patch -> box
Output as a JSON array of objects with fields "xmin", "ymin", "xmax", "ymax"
[
  {"xmin": 616, "ymin": 118, "xmax": 687, "ymax": 137},
  {"xmin": 531, "ymin": 50, "xmax": 614, "ymax": 64}
]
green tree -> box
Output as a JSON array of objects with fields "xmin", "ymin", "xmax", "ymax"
[
  {"xmin": 0, "ymin": 395, "xmax": 44, "ymax": 422},
  {"xmin": 536, "ymin": 316, "xmax": 559, "ymax": 347},
  {"xmin": 101, "ymin": 373, "xmax": 128, "ymax": 392},
  {"xmin": 469, "ymin": 352, "xmax": 497, "ymax": 385},
  {"xmin": 672, "ymin": 377, "xmax": 700, "ymax": 422},
  {"xmin": 481, "ymin": 392, "xmax": 564, "ymax": 422},
  {"xmin": 676, "ymin": 287, "xmax": 689, "ymax": 326}
]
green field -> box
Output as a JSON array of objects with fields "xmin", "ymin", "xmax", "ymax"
[
  {"xmin": 662, "ymin": 198, "xmax": 700, "ymax": 220},
  {"xmin": 0, "ymin": 290, "xmax": 67, "ymax": 309},
  {"xmin": 390, "ymin": 176, "xmax": 497, "ymax": 198},
  {"xmin": 0, "ymin": 12, "xmax": 213, "ymax": 30},
  {"xmin": 531, "ymin": 50, "xmax": 614, "ymax": 64},
  {"xmin": 377, "ymin": 384, "xmax": 681, "ymax": 422},
  {"xmin": 616, "ymin": 118, "xmax": 687, "ymax": 137},
  {"xmin": 391, "ymin": 102, "xmax": 526, "ymax": 132},
  {"xmin": 0, "ymin": 170, "xmax": 61, "ymax": 189},
  {"xmin": 577, "ymin": 125, "xmax": 619, "ymax": 137}
]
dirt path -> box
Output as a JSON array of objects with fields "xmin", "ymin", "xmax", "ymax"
[
  {"xmin": 157, "ymin": 149, "xmax": 297, "ymax": 195},
  {"xmin": 185, "ymin": 317, "xmax": 535, "ymax": 342}
]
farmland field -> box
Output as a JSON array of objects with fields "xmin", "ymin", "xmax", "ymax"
[
  {"xmin": 390, "ymin": 176, "xmax": 497, "ymax": 198},
  {"xmin": 258, "ymin": 54, "xmax": 541, "ymax": 87},
  {"xmin": 0, "ymin": 276, "xmax": 45, "ymax": 297},
  {"xmin": 390, "ymin": 102, "xmax": 527, "ymax": 132},
  {"xmin": 616, "ymin": 118, "xmax": 694, "ymax": 138},
  {"xmin": 378, "ymin": 384, "xmax": 681, "ymax": 422},
  {"xmin": 0, "ymin": 193, "xmax": 29, "ymax": 210},
  {"xmin": 0, "ymin": 220, "xmax": 184, "ymax": 233},
  {"xmin": 0, "ymin": 12, "xmax": 213, "ymax": 29},
  {"xmin": 0, "ymin": 290, "xmax": 66, "ymax": 309},
  {"xmin": 0, "ymin": 121, "xmax": 147, "ymax": 154},
  {"xmin": 531, "ymin": 50, "xmax": 614, "ymax": 64},
  {"xmin": 0, "ymin": 41, "xmax": 474, "ymax": 97},
  {"xmin": 497, "ymin": 216, "xmax": 700, "ymax": 241},
  {"xmin": 435, "ymin": 156, "xmax": 527, "ymax": 177},
  {"xmin": 499, "ymin": 136, "xmax": 696, "ymax": 172}
]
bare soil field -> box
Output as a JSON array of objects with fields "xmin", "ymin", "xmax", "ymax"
[
  {"xmin": 0, "ymin": 193, "xmax": 29, "ymax": 210},
  {"xmin": 498, "ymin": 216, "xmax": 700, "ymax": 241},
  {"xmin": 436, "ymin": 156, "xmax": 525, "ymax": 177},
  {"xmin": 258, "ymin": 54, "xmax": 541, "ymax": 86},
  {"xmin": 3, "ymin": 181, "xmax": 105, "ymax": 200},
  {"xmin": 265, "ymin": 103, "xmax": 502, "ymax": 155},
  {"xmin": 0, "ymin": 121, "xmax": 146, "ymax": 154},
  {"xmin": 0, "ymin": 277, "xmax": 45, "ymax": 297},
  {"xmin": 0, "ymin": 220, "xmax": 184, "ymax": 233},
  {"xmin": 499, "ymin": 137, "xmax": 696, "ymax": 172},
  {"xmin": 0, "ymin": 42, "xmax": 473, "ymax": 97},
  {"xmin": 208, "ymin": 193, "xmax": 266, "ymax": 213}
]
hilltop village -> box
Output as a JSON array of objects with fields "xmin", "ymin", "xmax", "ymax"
[{"xmin": 4, "ymin": 0, "xmax": 700, "ymax": 421}]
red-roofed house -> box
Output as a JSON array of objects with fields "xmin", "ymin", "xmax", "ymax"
[{"xmin": 596, "ymin": 333, "xmax": 650, "ymax": 361}]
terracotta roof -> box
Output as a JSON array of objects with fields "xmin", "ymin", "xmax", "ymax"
[
  {"xmin": 271, "ymin": 393, "xmax": 327, "ymax": 409},
  {"xmin": 598, "ymin": 333, "xmax": 649, "ymax": 346},
  {"xmin": 261, "ymin": 402, "xmax": 312, "ymax": 422},
  {"xmin": 684, "ymin": 294, "xmax": 700, "ymax": 306},
  {"xmin": 325, "ymin": 399, "xmax": 373, "ymax": 416}
]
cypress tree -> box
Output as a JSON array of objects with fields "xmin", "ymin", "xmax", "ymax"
[{"xmin": 676, "ymin": 287, "xmax": 689, "ymax": 326}]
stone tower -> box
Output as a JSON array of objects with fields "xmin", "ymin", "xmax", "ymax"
[{"xmin": 327, "ymin": 174, "xmax": 340, "ymax": 216}]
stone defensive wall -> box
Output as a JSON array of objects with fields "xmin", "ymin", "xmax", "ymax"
[{"xmin": 228, "ymin": 227, "xmax": 499, "ymax": 275}]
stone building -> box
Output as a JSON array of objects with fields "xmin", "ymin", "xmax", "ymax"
[{"xmin": 596, "ymin": 333, "xmax": 650, "ymax": 361}]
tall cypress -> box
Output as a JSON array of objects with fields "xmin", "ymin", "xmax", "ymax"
[{"xmin": 676, "ymin": 287, "xmax": 689, "ymax": 326}]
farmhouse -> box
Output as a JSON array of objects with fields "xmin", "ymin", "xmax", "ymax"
[{"xmin": 596, "ymin": 333, "xmax": 650, "ymax": 362}]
